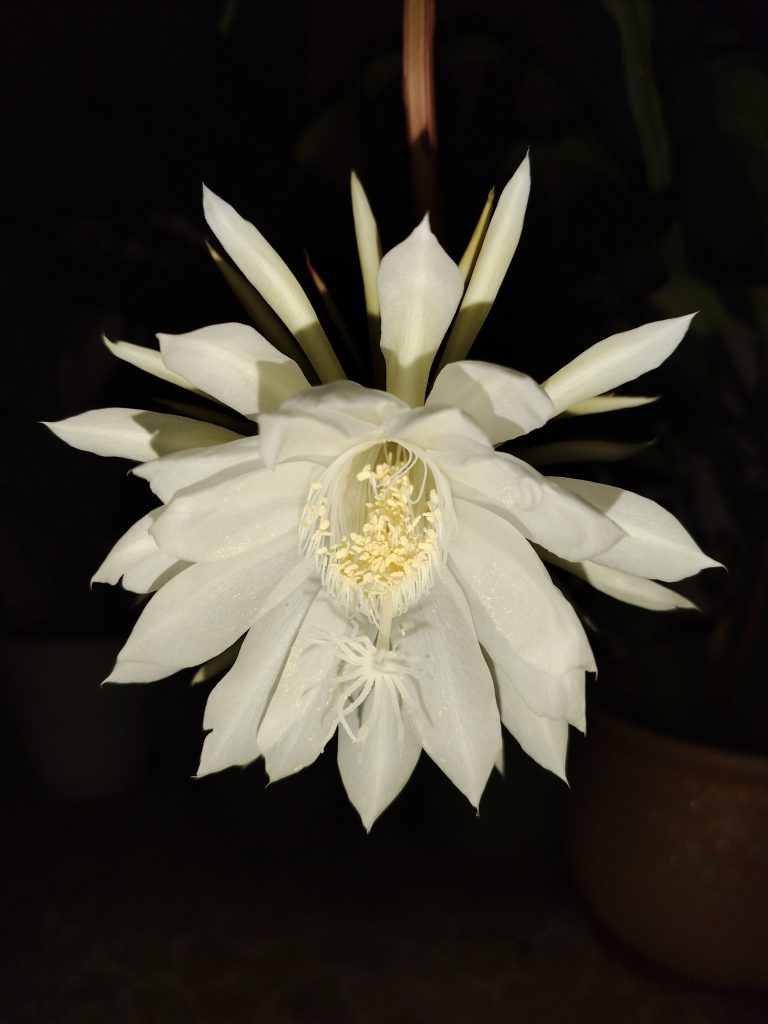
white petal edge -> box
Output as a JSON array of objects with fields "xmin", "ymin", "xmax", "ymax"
[
  {"xmin": 350, "ymin": 172, "xmax": 381, "ymax": 322},
  {"xmin": 105, "ymin": 658, "xmax": 179, "ymax": 684},
  {"xmin": 191, "ymin": 642, "xmax": 241, "ymax": 685},
  {"xmin": 563, "ymin": 394, "xmax": 658, "ymax": 416},
  {"xmin": 115, "ymin": 537, "xmax": 302, "ymax": 671},
  {"xmin": 427, "ymin": 360, "xmax": 553, "ymax": 444},
  {"xmin": 197, "ymin": 576, "xmax": 319, "ymax": 776},
  {"xmin": 493, "ymin": 661, "xmax": 570, "ymax": 782},
  {"xmin": 387, "ymin": 404, "xmax": 493, "ymax": 454},
  {"xmin": 103, "ymin": 337, "xmax": 199, "ymax": 392},
  {"xmin": 440, "ymin": 155, "xmax": 531, "ymax": 366},
  {"xmin": 258, "ymin": 591, "xmax": 362, "ymax": 781},
  {"xmin": 378, "ymin": 217, "xmax": 465, "ymax": 407},
  {"xmin": 151, "ymin": 461, "xmax": 316, "ymax": 563},
  {"xmin": 258, "ymin": 394, "xmax": 384, "ymax": 468},
  {"xmin": 449, "ymin": 500, "xmax": 595, "ymax": 680},
  {"xmin": 337, "ymin": 688, "xmax": 421, "ymax": 831},
  {"xmin": 541, "ymin": 314, "xmax": 695, "ymax": 416},
  {"xmin": 92, "ymin": 509, "xmax": 187, "ymax": 593},
  {"xmin": 437, "ymin": 450, "xmax": 623, "ymax": 563},
  {"xmin": 551, "ymin": 477, "xmax": 722, "ymax": 581},
  {"xmin": 158, "ymin": 323, "xmax": 309, "ymax": 418},
  {"xmin": 278, "ymin": 379, "xmax": 408, "ymax": 425},
  {"xmin": 400, "ymin": 572, "xmax": 502, "ymax": 808},
  {"xmin": 133, "ymin": 435, "xmax": 263, "ymax": 502},
  {"xmin": 202, "ymin": 185, "xmax": 345, "ymax": 383},
  {"xmin": 549, "ymin": 555, "xmax": 697, "ymax": 611},
  {"xmin": 45, "ymin": 408, "xmax": 241, "ymax": 462},
  {"xmin": 458, "ymin": 187, "xmax": 495, "ymax": 282},
  {"xmin": 490, "ymin": 650, "xmax": 585, "ymax": 731}
]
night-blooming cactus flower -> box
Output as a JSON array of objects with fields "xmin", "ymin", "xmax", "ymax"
[{"xmin": 46, "ymin": 156, "xmax": 720, "ymax": 828}]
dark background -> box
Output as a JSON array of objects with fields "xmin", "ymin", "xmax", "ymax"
[{"xmin": 2, "ymin": 1, "xmax": 767, "ymax": 1021}]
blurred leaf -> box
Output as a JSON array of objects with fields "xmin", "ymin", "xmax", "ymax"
[
  {"xmin": 534, "ymin": 134, "xmax": 627, "ymax": 191},
  {"xmin": 439, "ymin": 32, "xmax": 507, "ymax": 120},
  {"xmin": 602, "ymin": 0, "xmax": 671, "ymax": 191},
  {"xmin": 218, "ymin": 0, "xmax": 240, "ymax": 35},
  {"xmin": 652, "ymin": 273, "xmax": 739, "ymax": 335},
  {"xmin": 709, "ymin": 50, "xmax": 768, "ymax": 264}
]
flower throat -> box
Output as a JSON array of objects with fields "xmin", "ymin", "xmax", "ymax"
[{"xmin": 300, "ymin": 444, "xmax": 443, "ymax": 643}]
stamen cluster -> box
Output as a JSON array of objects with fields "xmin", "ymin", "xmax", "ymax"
[{"xmin": 301, "ymin": 448, "xmax": 442, "ymax": 626}]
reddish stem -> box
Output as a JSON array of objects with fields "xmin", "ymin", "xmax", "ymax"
[{"xmin": 402, "ymin": 0, "xmax": 442, "ymax": 235}]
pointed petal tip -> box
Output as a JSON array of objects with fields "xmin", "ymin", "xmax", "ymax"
[
  {"xmin": 508, "ymin": 150, "xmax": 531, "ymax": 185},
  {"xmin": 703, "ymin": 554, "xmax": 726, "ymax": 574},
  {"xmin": 361, "ymin": 813, "xmax": 376, "ymax": 833},
  {"xmin": 201, "ymin": 182, "xmax": 224, "ymax": 213}
]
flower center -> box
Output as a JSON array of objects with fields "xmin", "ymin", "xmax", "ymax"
[{"xmin": 300, "ymin": 443, "xmax": 444, "ymax": 639}]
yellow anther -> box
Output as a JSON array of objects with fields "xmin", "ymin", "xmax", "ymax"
[{"xmin": 300, "ymin": 446, "xmax": 443, "ymax": 628}]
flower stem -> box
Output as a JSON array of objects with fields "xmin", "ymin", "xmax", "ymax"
[{"xmin": 402, "ymin": 0, "xmax": 443, "ymax": 237}]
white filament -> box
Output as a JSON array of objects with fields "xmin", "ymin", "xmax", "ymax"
[
  {"xmin": 300, "ymin": 443, "xmax": 445, "ymax": 632},
  {"xmin": 305, "ymin": 632, "xmax": 427, "ymax": 745}
]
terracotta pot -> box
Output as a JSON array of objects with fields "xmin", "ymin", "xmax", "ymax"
[{"xmin": 567, "ymin": 709, "xmax": 768, "ymax": 989}]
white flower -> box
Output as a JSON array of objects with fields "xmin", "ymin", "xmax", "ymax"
[{"xmin": 46, "ymin": 156, "xmax": 720, "ymax": 828}]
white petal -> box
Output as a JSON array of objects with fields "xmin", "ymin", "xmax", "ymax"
[
  {"xmin": 564, "ymin": 394, "xmax": 657, "ymax": 416},
  {"xmin": 493, "ymin": 661, "xmax": 570, "ymax": 780},
  {"xmin": 279, "ymin": 380, "xmax": 407, "ymax": 425},
  {"xmin": 542, "ymin": 314, "xmax": 695, "ymax": 416},
  {"xmin": 44, "ymin": 408, "xmax": 240, "ymax": 462},
  {"xmin": 158, "ymin": 323, "xmax": 309, "ymax": 418},
  {"xmin": 206, "ymin": 241, "xmax": 312, "ymax": 371},
  {"xmin": 438, "ymin": 451, "xmax": 623, "ymax": 563},
  {"xmin": 350, "ymin": 172, "xmax": 381, "ymax": 321},
  {"xmin": 202, "ymin": 186, "xmax": 345, "ymax": 382},
  {"xmin": 258, "ymin": 592, "xmax": 360, "ymax": 781},
  {"xmin": 191, "ymin": 643, "xmax": 241, "ymax": 685},
  {"xmin": 427, "ymin": 360, "xmax": 553, "ymax": 443},
  {"xmin": 133, "ymin": 436, "xmax": 262, "ymax": 502},
  {"xmin": 378, "ymin": 217, "xmax": 464, "ymax": 406},
  {"xmin": 491, "ymin": 650, "xmax": 585, "ymax": 730},
  {"xmin": 552, "ymin": 556, "xmax": 697, "ymax": 611},
  {"xmin": 441, "ymin": 155, "xmax": 531, "ymax": 365},
  {"xmin": 105, "ymin": 659, "xmax": 177, "ymax": 684},
  {"xmin": 259, "ymin": 401, "xmax": 382, "ymax": 468},
  {"xmin": 115, "ymin": 537, "xmax": 301, "ymax": 670},
  {"xmin": 386, "ymin": 405, "xmax": 492, "ymax": 454},
  {"xmin": 92, "ymin": 509, "xmax": 187, "ymax": 593},
  {"xmin": 151, "ymin": 461, "xmax": 315, "ymax": 562},
  {"xmin": 103, "ymin": 336, "xmax": 199, "ymax": 392},
  {"xmin": 551, "ymin": 477, "xmax": 722, "ymax": 581},
  {"xmin": 400, "ymin": 573, "xmax": 502, "ymax": 808},
  {"xmin": 449, "ymin": 500, "xmax": 595, "ymax": 680},
  {"xmin": 337, "ymin": 688, "xmax": 421, "ymax": 831},
  {"xmin": 458, "ymin": 187, "xmax": 495, "ymax": 282},
  {"xmin": 197, "ymin": 576, "xmax": 319, "ymax": 776}
]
